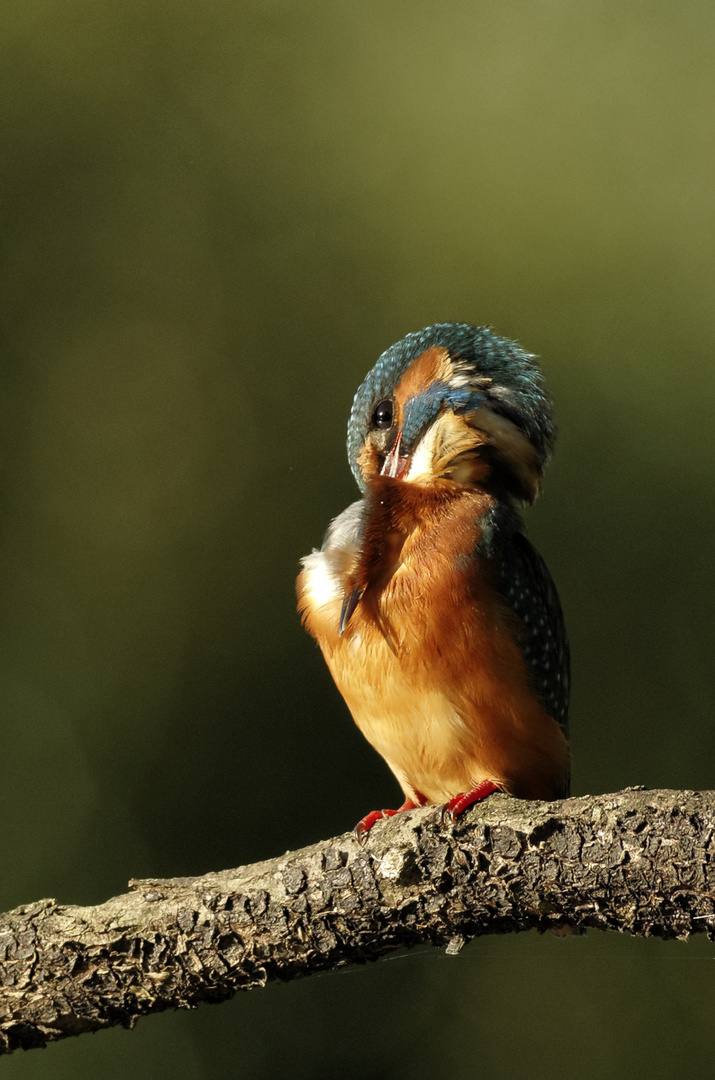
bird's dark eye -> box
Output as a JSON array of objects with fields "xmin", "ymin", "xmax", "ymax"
[{"xmin": 371, "ymin": 398, "xmax": 393, "ymax": 430}]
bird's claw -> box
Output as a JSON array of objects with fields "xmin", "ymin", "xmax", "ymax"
[
  {"xmin": 353, "ymin": 808, "xmax": 399, "ymax": 845},
  {"xmin": 439, "ymin": 780, "xmax": 501, "ymax": 826},
  {"xmin": 353, "ymin": 798, "xmax": 421, "ymax": 844}
]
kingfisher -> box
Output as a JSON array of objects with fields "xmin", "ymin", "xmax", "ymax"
[{"xmin": 297, "ymin": 323, "xmax": 570, "ymax": 839}]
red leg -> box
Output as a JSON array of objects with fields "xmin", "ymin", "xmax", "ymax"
[
  {"xmin": 353, "ymin": 793, "xmax": 426, "ymax": 843},
  {"xmin": 440, "ymin": 780, "xmax": 501, "ymax": 824}
]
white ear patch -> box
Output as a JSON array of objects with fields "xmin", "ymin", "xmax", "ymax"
[{"xmin": 448, "ymin": 360, "xmax": 492, "ymax": 392}]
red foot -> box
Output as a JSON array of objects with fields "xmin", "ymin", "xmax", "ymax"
[
  {"xmin": 440, "ymin": 780, "xmax": 501, "ymax": 825},
  {"xmin": 353, "ymin": 795, "xmax": 425, "ymax": 844}
]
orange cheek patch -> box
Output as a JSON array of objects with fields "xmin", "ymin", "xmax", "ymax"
[
  {"xmin": 393, "ymin": 346, "xmax": 453, "ymax": 411},
  {"xmin": 357, "ymin": 440, "xmax": 380, "ymax": 480}
]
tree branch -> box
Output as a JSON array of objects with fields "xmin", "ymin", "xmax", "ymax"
[{"xmin": 1, "ymin": 788, "xmax": 713, "ymax": 1055}]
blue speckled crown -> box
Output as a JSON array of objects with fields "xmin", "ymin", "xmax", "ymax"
[{"xmin": 347, "ymin": 323, "xmax": 555, "ymax": 491}]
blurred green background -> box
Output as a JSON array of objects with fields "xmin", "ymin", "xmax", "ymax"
[{"xmin": 1, "ymin": 1, "xmax": 714, "ymax": 1077}]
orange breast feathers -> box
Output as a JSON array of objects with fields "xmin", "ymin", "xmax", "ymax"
[{"xmin": 297, "ymin": 477, "xmax": 569, "ymax": 806}]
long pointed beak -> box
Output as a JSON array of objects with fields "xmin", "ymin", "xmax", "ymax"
[
  {"xmin": 339, "ymin": 587, "xmax": 363, "ymax": 636},
  {"xmin": 380, "ymin": 432, "xmax": 410, "ymax": 479}
]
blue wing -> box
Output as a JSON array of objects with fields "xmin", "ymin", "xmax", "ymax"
[{"xmin": 493, "ymin": 530, "xmax": 570, "ymax": 743}]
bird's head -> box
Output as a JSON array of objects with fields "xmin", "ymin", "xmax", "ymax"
[{"xmin": 347, "ymin": 323, "xmax": 555, "ymax": 504}]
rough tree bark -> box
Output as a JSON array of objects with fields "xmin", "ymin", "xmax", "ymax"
[{"xmin": 1, "ymin": 788, "xmax": 714, "ymax": 1055}]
